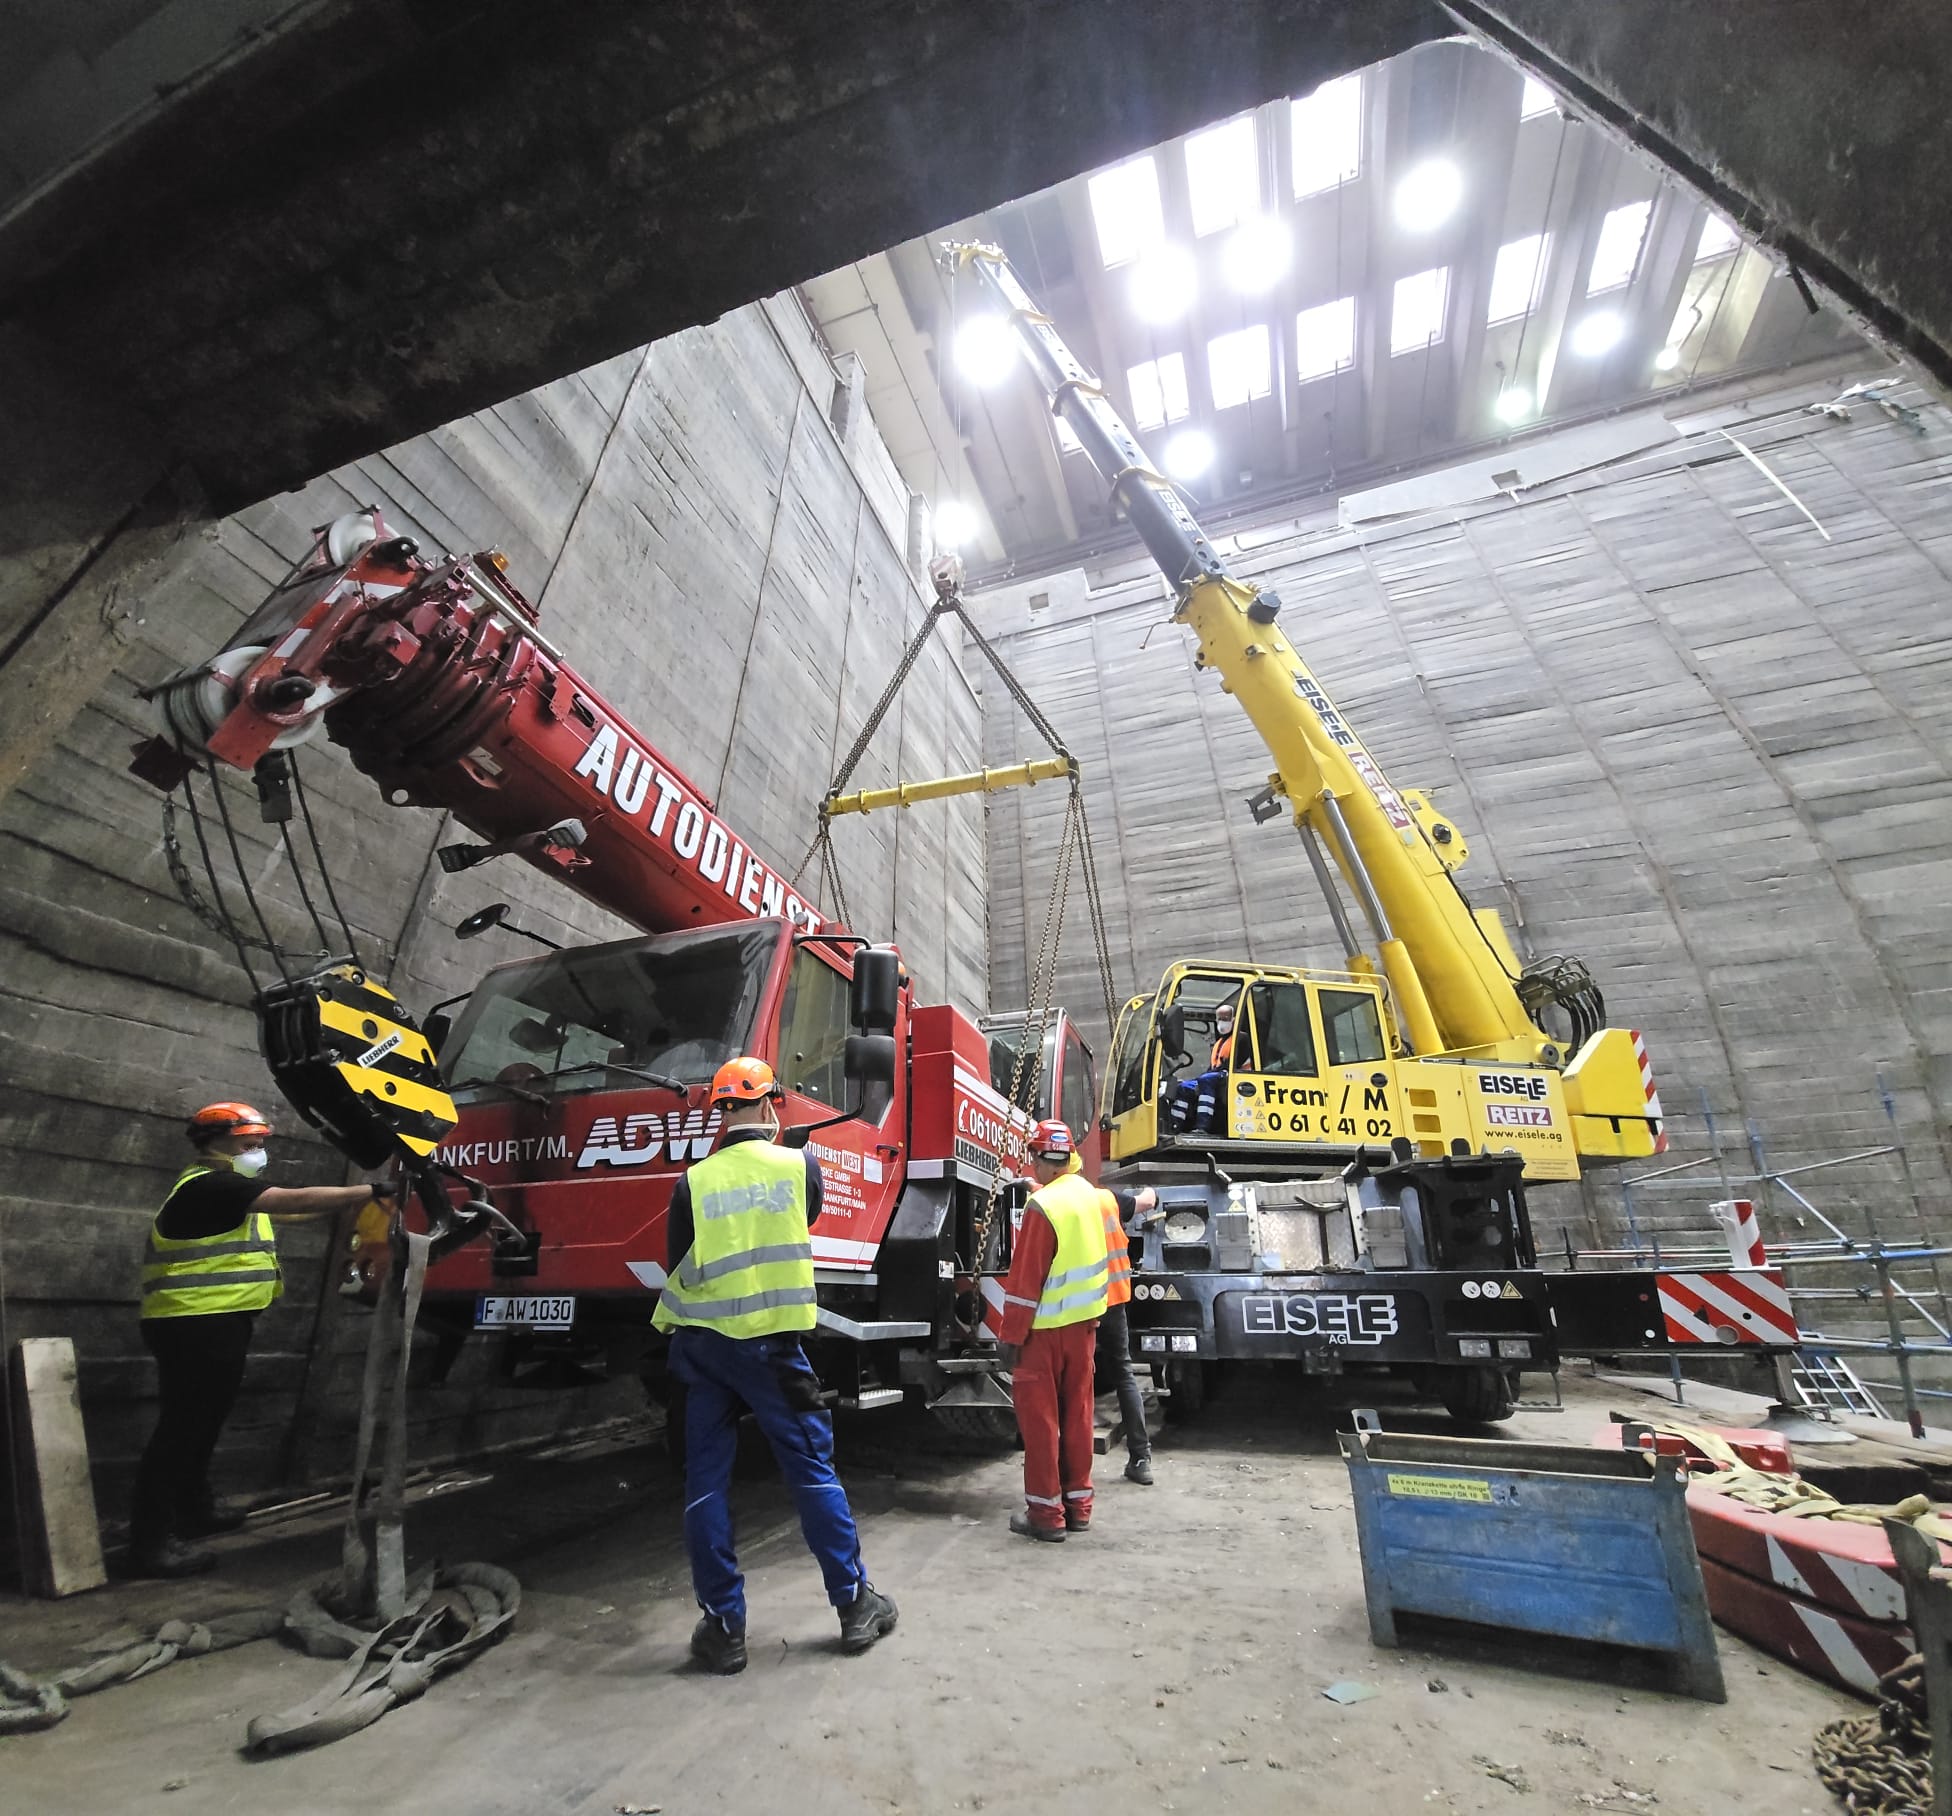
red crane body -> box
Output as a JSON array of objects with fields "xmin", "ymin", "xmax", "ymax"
[{"xmin": 133, "ymin": 514, "xmax": 1093, "ymax": 1396}]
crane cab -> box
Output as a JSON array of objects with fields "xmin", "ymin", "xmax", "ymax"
[{"xmin": 1101, "ymin": 959, "xmax": 1582, "ymax": 1184}]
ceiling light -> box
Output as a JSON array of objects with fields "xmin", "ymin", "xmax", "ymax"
[
  {"xmin": 932, "ymin": 500, "xmax": 978, "ymax": 549},
  {"xmin": 1654, "ymin": 344, "xmax": 1683, "ymax": 371},
  {"xmin": 1569, "ymin": 310, "xmax": 1626, "ymax": 358},
  {"xmin": 1222, "ymin": 217, "xmax": 1293, "ymax": 294},
  {"xmin": 1495, "ymin": 388, "xmax": 1533, "ymax": 424},
  {"xmin": 1164, "ymin": 430, "xmax": 1215, "ymax": 480},
  {"xmin": 954, "ymin": 315, "xmax": 1018, "ymax": 387},
  {"xmin": 1130, "ymin": 245, "xmax": 1197, "ymax": 323},
  {"xmin": 1393, "ymin": 159, "xmax": 1462, "ymax": 233}
]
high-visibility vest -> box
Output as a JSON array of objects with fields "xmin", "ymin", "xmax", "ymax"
[
  {"xmin": 1026, "ymin": 1171, "xmax": 1110, "ymax": 1330},
  {"xmin": 141, "ymin": 1165, "xmax": 283, "ymax": 1320},
  {"xmin": 652, "ymin": 1140, "xmax": 816, "ymax": 1339},
  {"xmin": 1060, "ymin": 1152, "xmax": 1130, "ymax": 1308},
  {"xmin": 1098, "ymin": 1188, "xmax": 1132, "ymax": 1306}
]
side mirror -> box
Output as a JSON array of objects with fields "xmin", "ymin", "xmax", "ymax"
[
  {"xmin": 850, "ymin": 946, "xmax": 900, "ymax": 1035},
  {"xmin": 1160, "ymin": 1003, "xmax": 1186, "ymax": 1063},
  {"xmin": 845, "ymin": 1033, "xmax": 897, "ymax": 1092},
  {"xmin": 456, "ymin": 903, "xmax": 510, "ymax": 939},
  {"xmin": 777, "ymin": 1122, "xmax": 813, "ymax": 1150}
]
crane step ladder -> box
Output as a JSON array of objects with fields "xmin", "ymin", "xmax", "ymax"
[{"xmin": 1790, "ymin": 1349, "xmax": 1886, "ymax": 1419}]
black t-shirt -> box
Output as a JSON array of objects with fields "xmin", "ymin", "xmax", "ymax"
[{"xmin": 155, "ymin": 1167, "xmax": 269, "ymax": 1241}]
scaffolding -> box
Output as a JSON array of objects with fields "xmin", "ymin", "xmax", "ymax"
[{"xmin": 1565, "ymin": 1076, "xmax": 1952, "ymax": 1438}]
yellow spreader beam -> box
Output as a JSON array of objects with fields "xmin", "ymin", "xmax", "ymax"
[{"xmin": 825, "ymin": 756, "xmax": 1072, "ymax": 818}]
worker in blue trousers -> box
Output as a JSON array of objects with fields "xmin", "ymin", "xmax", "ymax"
[{"xmin": 652, "ymin": 1056, "xmax": 898, "ymax": 1674}]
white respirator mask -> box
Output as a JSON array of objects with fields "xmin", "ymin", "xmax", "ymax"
[{"xmin": 231, "ymin": 1147, "xmax": 270, "ymax": 1178}]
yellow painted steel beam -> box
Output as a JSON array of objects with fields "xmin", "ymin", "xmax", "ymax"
[{"xmin": 825, "ymin": 756, "xmax": 1071, "ymax": 818}]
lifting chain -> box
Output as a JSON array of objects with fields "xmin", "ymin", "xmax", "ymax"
[
  {"xmin": 798, "ymin": 557, "xmax": 1122, "ymax": 1287},
  {"xmin": 1813, "ymin": 1651, "xmax": 1933, "ymax": 1815},
  {"xmin": 967, "ymin": 783, "xmax": 1073, "ymax": 1272}
]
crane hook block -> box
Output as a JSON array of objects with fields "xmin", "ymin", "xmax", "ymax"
[{"xmin": 257, "ymin": 963, "xmax": 458, "ymax": 1168}]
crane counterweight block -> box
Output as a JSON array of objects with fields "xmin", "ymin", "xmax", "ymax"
[{"xmin": 256, "ymin": 962, "xmax": 458, "ymax": 1169}]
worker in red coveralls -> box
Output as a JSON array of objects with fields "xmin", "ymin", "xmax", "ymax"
[{"xmin": 996, "ymin": 1119, "xmax": 1110, "ymax": 1542}]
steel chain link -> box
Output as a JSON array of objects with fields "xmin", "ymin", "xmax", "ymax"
[{"xmin": 1813, "ymin": 1651, "xmax": 1933, "ymax": 1815}]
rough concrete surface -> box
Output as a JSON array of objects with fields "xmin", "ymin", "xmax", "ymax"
[
  {"xmin": 0, "ymin": 1374, "xmax": 1855, "ymax": 1814},
  {"xmin": 0, "ymin": 289, "xmax": 984, "ymax": 1548},
  {"xmin": 974, "ymin": 364, "xmax": 1952, "ymax": 1375}
]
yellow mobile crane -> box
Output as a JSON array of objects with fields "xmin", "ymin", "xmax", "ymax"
[{"xmin": 946, "ymin": 244, "xmax": 1785, "ymax": 1423}]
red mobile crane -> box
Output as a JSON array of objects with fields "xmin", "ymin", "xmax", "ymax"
[{"xmin": 131, "ymin": 514, "xmax": 1086, "ymax": 1427}]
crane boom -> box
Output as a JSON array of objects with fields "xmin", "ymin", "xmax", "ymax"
[
  {"xmin": 950, "ymin": 243, "xmax": 1549, "ymax": 1061},
  {"xmin": 947, "ymin": 242, "xmax": 1661, "ymax": 1163},
  {"xmin": 132, "ymin": 517, "xmax": 825, "ymax": 942}
]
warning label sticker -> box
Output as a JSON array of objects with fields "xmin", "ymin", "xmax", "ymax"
[{"xmin": 1385, "ymin": 1473, "xmax": 1493, "ymax": 1504}]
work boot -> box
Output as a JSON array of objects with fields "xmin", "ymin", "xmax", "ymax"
[
  {"xmin": 1125, "ymin": 1455, "xmax": 1154, "ymax": 1486},
  {"xmin": 1064, "ymin": 1510, "xmax": 1091, "ymax": 1533},
  {"xmin": 689, "ymin": 1612, "xmax": 747, "ymax": 1675},
  {"xmin": 838, "ymin": 1583, "xmax": 898, "ymax": 1654},
  {"xmin": 1009, "ymin": 1512, "xmax": 1065, "ymax": 1543},
  {"xmin": 129, "ymin": 1536, "xmax": 216, "ymax": 1579},
  {"xmin": 179, "ymin": 1500, "xmax": 248, "ymax": 1538}
]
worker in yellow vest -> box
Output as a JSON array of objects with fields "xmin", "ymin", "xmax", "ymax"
[
  {"xmin": 995, "ymin": 1119, "xmax": 1110, "ymax": 1540},
  {"xmin": 653, "ymin": 1057, "xmax": 897, "ymax": 1673},
  {"xmin": 131, "ymin": 1101, "xmax": 388, "ymax": 1577}
]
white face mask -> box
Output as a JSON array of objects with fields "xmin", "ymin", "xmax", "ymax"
[{"xmin": 232, "ymin": 1147, "xmax": 269, "ymax": 1178}]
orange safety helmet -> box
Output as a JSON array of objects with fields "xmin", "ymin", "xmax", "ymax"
[
  {"xmin": 710, "ymin": 1057, "xmax": 782, "ymax": 1107},
  {"xmin": 187, "ymin": 1100, "xmax": 273, "ymax": 1145},
  {"xmin": 1028, "ymin": 1118, "xmax": 1074, "ymax": 1161}
]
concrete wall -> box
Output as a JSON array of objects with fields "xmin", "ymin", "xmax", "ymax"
[
  {"xmin": 0, "ymin": 293, "xmax": 984, "ymax": 1552},
  {"xmin": 973, "ymin": 363, "xmax": 1952, "ymax": 1393}
]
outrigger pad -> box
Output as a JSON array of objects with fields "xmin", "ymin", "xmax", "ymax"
[{"xmin": 258, "ymin": 963, "xmax": 457, "ymax": 1168}]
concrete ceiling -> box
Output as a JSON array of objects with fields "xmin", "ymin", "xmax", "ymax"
[{"xmin": 805, "ymin": 38, "xmax": 1864, "ymax": 576}]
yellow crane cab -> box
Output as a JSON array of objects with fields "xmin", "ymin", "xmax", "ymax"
[{"xmin": 1105, "ymin": 959, "xmax": 1592, "ymax": 1187}]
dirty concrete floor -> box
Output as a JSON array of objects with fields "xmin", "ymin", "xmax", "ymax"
[{"xmin": 1, "ymin": 1373, "xmax": 1857, "ymax": 1815}]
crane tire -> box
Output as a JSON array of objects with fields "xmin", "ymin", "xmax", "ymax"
[
  {"xmin": 927, "ymin": 1405, "xmax": 1021, "ymax": 1452},
  {"xmin": 1437, "ymin": 1365, "xmax": 1517, "ymax": 1425}
]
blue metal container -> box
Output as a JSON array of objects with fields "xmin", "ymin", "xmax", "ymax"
[{"xmin": 1339, "ymin": 1427, "xmax": 1725, "ymax": 1702}]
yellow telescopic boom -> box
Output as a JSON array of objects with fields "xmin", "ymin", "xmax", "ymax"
[{"xmin": 944, "ymin": 242, "xmax": 1588, "ymax": 1075}]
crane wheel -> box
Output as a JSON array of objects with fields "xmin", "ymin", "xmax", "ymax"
[
  {"xmin": 1162, "ymin": 1357, "xmax": 1210, "ymax": 1422},
  {"xmin": 1435, "ymin": 1365, "xmax": 1518, "ymax": 1425},
  {"xmin": 926, "ymin": 1405, "xmax": 1021, "ymax": 1452}
]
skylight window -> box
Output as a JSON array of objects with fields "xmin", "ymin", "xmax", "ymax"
[
  {"xmin": 1208, "ymin": 324, "xmax": 1272, "ymax": 408},
  {"xmin": 1587, "ymin": 200, "xmax": 1652, "ymax": 294},
  {"xmin": 1487, "ymin": 232, "xmax": 1549, "ymax": 324},
  {"xmin": 1291, "ymin": 73, "xmax": 1362, "ymax": 198},
  {"xmin": 1185, "ymin": 116, "xmax": 1260, "ymax": 238},
  {"xmin": 1295, "ymin": 296, "xmax": 1356, "ymax": 381},
  {"xmin": 1519, "ymin": 75, "xmax": 1557, "ymax": 119},
  {"xmin": 1390, "ymin": 267, "xmax": 1450, "ymax": 353},
  {"xmin": 1126, "ymin": 353, "xmax": 1190, "ymax": 430},
  {"xmin": 1088, "ymin": 156, "xmax": 1165, "ymax": 269},
  {"xmin": 1695, "ymin": 213, "xmax": 1740, "ymax": 260}
]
